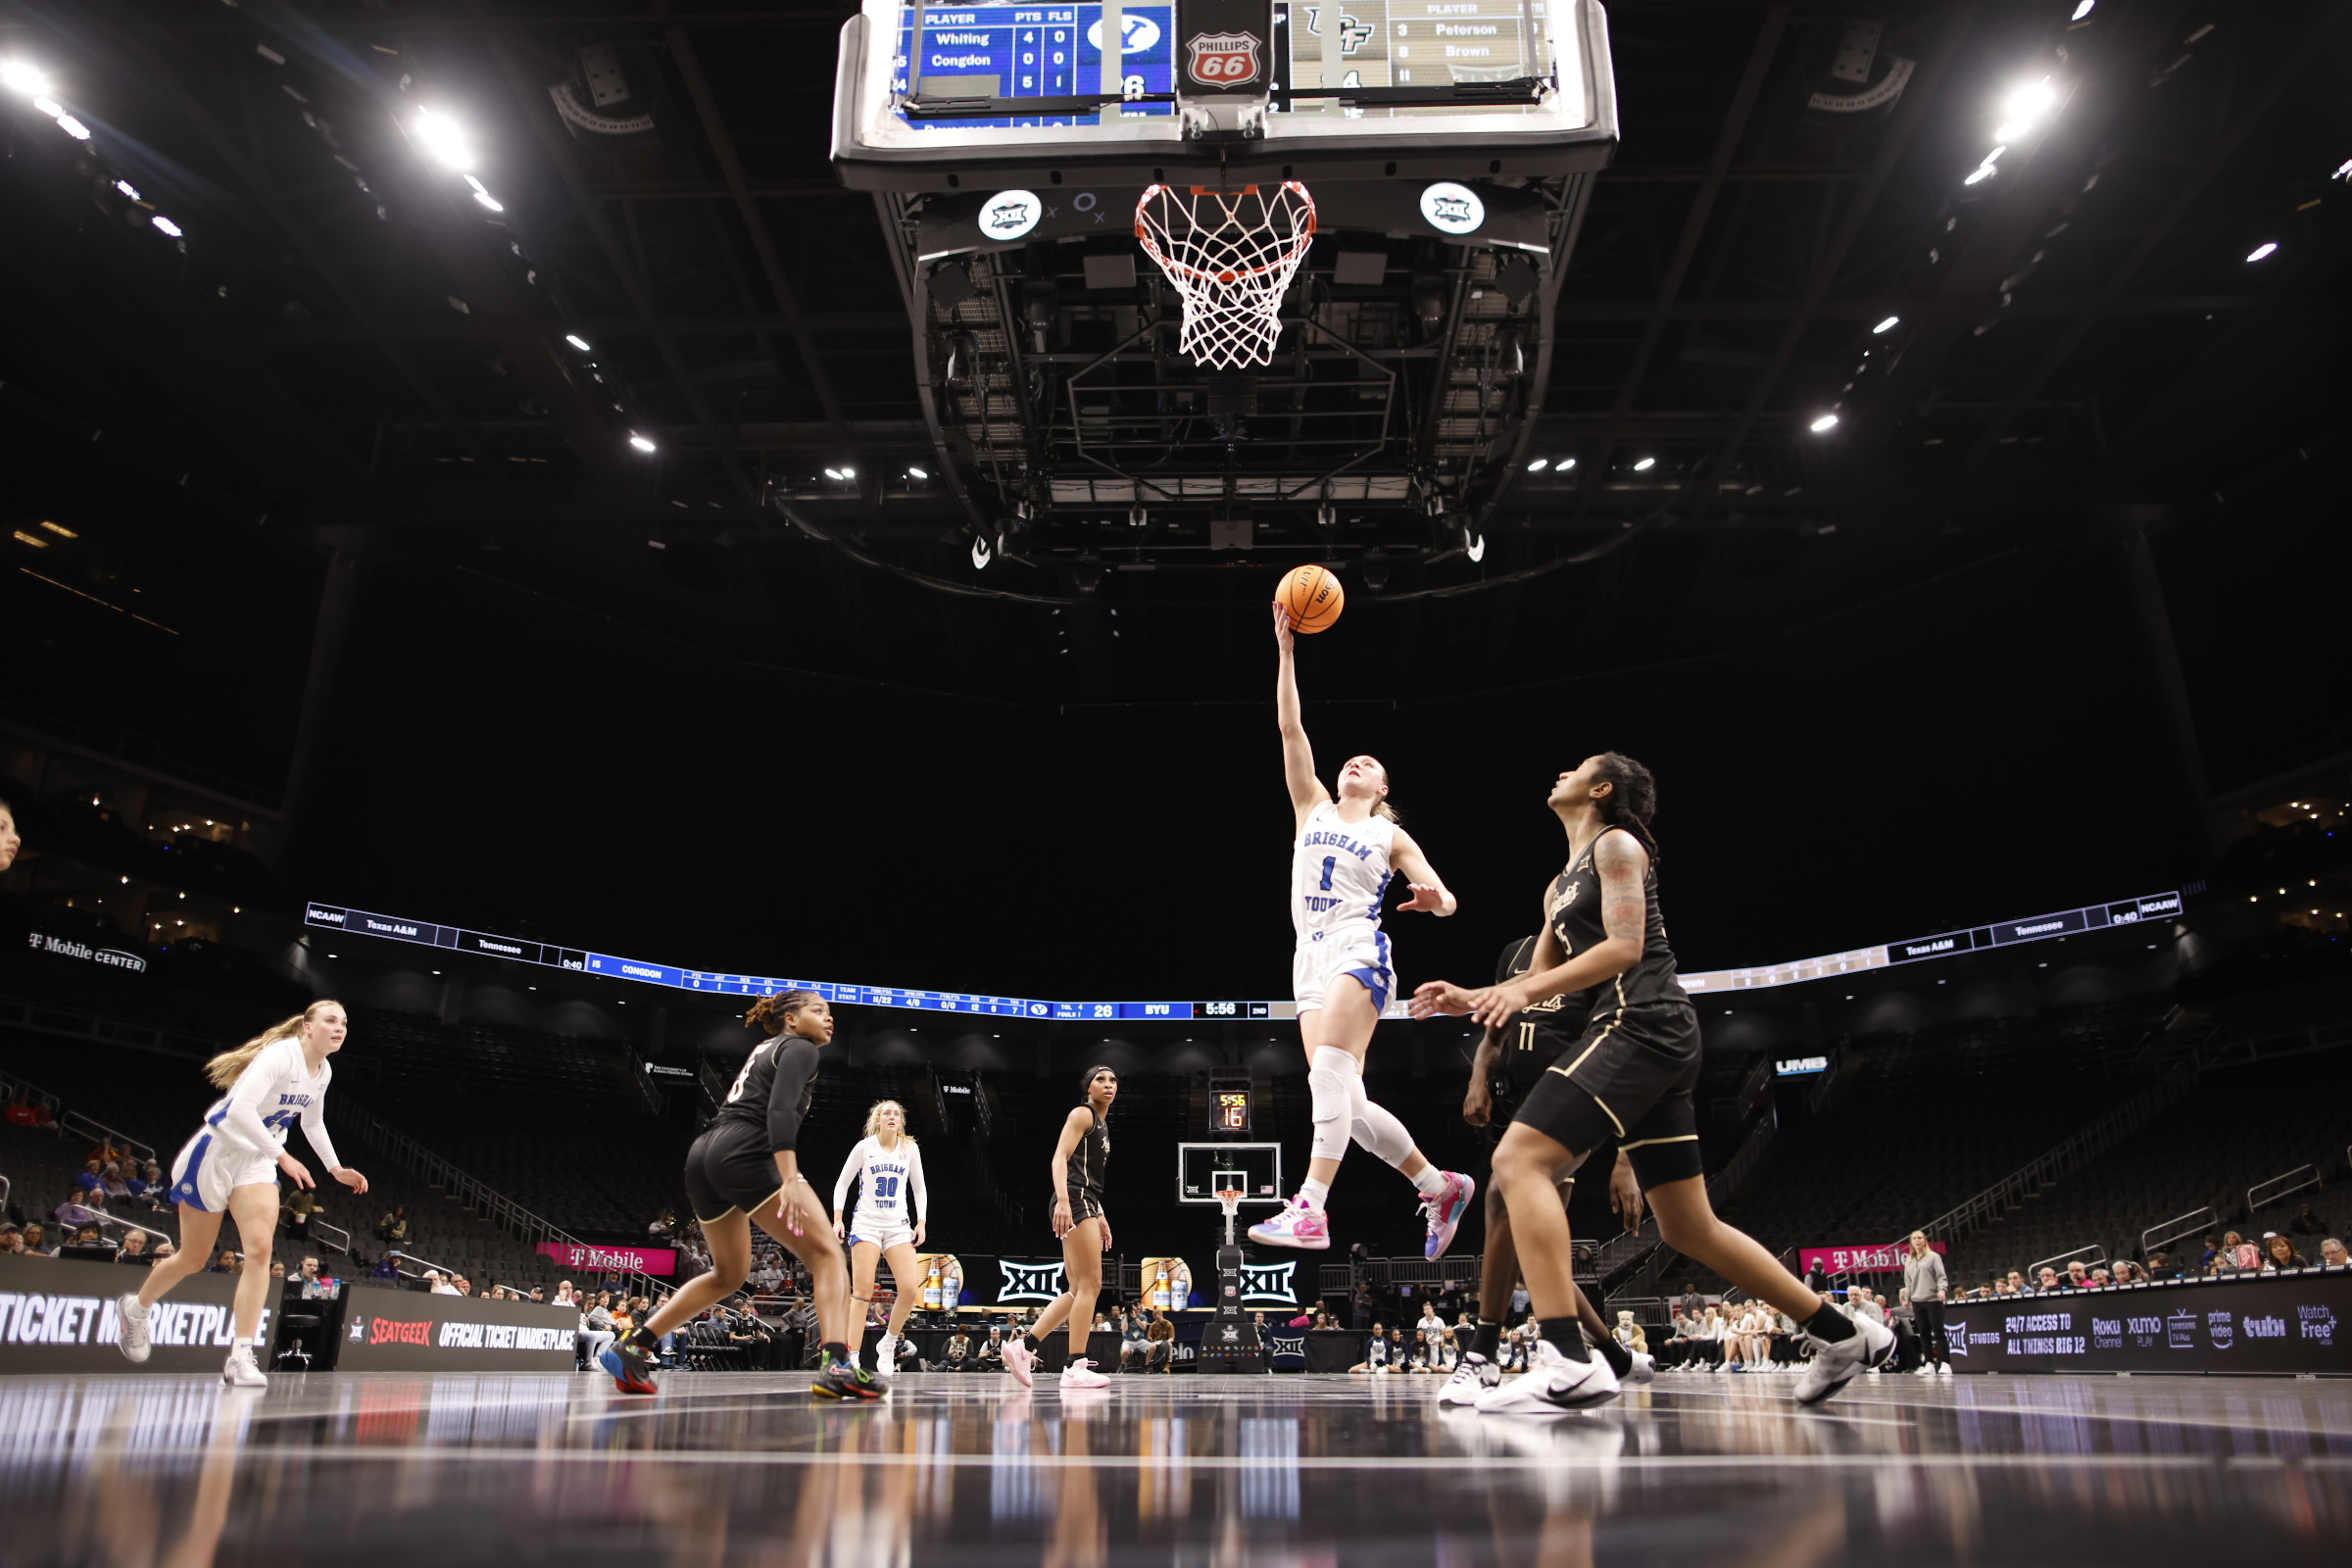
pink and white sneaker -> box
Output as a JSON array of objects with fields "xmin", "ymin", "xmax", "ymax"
[
  {"xmin": 1003, "ymin": 1336, "xmax": 1035, "ymax": 1388},
  {"xmin": 1420, "ymin": 1171, "xmax": 1475, "ymax": 1261},
  {"xmin": 1059, "ymin": 1358, "xmax": 1109, "ymax": 1390},
  {"xmin": 1247, "ymin": 1198, "xmax": 1331, "ymax": 1250}
]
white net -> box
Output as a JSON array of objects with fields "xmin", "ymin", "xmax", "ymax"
[{"xmin": 1134, "ymin": 182, "xmax": 1318, "ymax": 369}]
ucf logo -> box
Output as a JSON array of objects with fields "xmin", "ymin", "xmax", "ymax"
[
  {"xmin": 1302, "ymin": 8, "xmax": 1375, "ymax": 55},
  {"xmin": 1240, "ymin": 1260, "xmax": 1296, "ymax": 1304},
  {"xmin": 1549, "ymin": 880, "xmax": 1582, "ymax": 918},
  {"xmin": 996, "ymin": 1259, "xmax": 1067, "ymax": 1303}
]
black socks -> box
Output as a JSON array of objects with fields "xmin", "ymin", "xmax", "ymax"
[
  {"xmin": 1802, "ymin": 1303, "xmax": 1856, "ymax": 1343},
  {"xmin": 1471, "ymin": 1319, "xmax": 1501, "ymax": 1361},
  {"xmin": 1592, "ymin": 1333, "xmax": 1632, "ymax": 1379},
  {"xmin": 625, "ymin": 1326, "xmax": 660, "ymax": 1352},
  {"xmin": 821, "ymin": 1341, "xmax": 850, "ymax": 1364},
  {"xmin": 1537, "ymin": 1316, "xmax": 1591, "ymax": 1361}
]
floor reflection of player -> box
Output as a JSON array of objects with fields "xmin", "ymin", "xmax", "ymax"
[
  {"xmin": 83, "ymin": 1387, "xmax": 259, "ymax": 1568},
  {"xmin": 1043, "ymin": 1400, "xmax": 1109, "ymax": 1568}
]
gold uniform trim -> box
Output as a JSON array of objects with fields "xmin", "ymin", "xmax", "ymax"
[{"xmin": 1619, "ymin": 1134, "xmax": 1698, "ymax": 1152}]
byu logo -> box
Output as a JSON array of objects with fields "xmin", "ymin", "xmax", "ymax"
[
  {"xmin": 1185, "ymin": 30, "xmax": 1262, "ymax": 88},
  {"xmin": 1085, "ymin": 15, "xmax": 1162, "ymax": 54},
  {"xmin": 980, "ymin": 189, "xmax": 1044, "ymax": 241},
  {"xmin": 1268, "ymin": 1333, "xmax": 1305, "ymax": 1358},
  {"xmin": 1302, "ymin": 8, "xmax": 1375, "ymax": 56},
  {"xmin": 1240, "ymin": 1260, "xmax": 1296, "ymax": 1305},
  {"xmin": 997, "ymin": 1259, "xmax": 1067, "ymax": 1303}
]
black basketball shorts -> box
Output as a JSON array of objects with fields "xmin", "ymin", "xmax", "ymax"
[
  {"xmin": 1063, "ymin": 1188, "xmax": 1105, "ymax": 1224},
  {"xmin": 683, "ymin": 1118, "xmax": 786, "ymax": 1224},
  {"xmin": 1510, "ymin": 1003, "xmax": 1705, "ymax": 1187}
]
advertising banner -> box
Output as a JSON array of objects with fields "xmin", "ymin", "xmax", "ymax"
[
  {"xmin": 1800, "ymin": 1240, "xmax": 1947, "ymax": 1276},
  {"xmin": 535, "ymin": 1243, "xmax": 677, "ymax": 1276},
  {"xmin": 0, "ymin": 1256, "xmax": 265, "ymax": 1374},
  {"xmin": 911, "ymin": 1254, "xmax": 965, "ymax": 1310},
  {"xmin": 337, "ymin": 1291, "xmax": 578, "ymax": 1371},
  {"xmin": 1138, "ymin": 1257, "xmax": 1196, "ymax": 1311},
  {"xmin": 1941, "ymin": 1271, "xmax": 2348, "ymax": 1375}
]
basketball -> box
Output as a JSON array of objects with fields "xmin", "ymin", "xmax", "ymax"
[{"xmin": 1276, "ymin": 564, "xmax": 1346, "ymax": 634}]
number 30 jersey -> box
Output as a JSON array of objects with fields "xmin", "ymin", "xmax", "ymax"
[{"xmin": 1291, "ymin": 801, "xmax": 1396, "ymax": 946}]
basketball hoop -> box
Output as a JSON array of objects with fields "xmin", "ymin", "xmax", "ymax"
[{"xmin": 1135, "ymin": 182, "xmax": 1317, "ymax": 369}]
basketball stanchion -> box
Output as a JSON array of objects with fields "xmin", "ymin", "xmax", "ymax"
[{"xmin": 1198, "ymin": 1181, "xmax": 1268, "ymax": 1373}]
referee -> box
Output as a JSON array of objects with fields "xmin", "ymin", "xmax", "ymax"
[{"xmin": 1904, "ymin": 1230, "xmax": 1951, "ymax": 1376}]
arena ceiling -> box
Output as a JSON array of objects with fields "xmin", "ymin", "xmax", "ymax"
[{"xmin": 1, "ymin": 0, "xmax": 2345, "ymax": 713}]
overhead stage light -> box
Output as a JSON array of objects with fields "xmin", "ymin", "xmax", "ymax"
[
  {"xmin": 1556, "ymin": 457, "xmax": 1576, "ymax": 470},
  {"xmin": 1632, "ymin": 456, "xmax": 1656, "ymax": 471},
  {"xmin": 151, "ymin": 216, "xmax": 182, "ymax": 237},
  {"xmin": 2245, "ymin": 241, "xmax": 2278, "ymax": 262},
  {"xmin": 2071, "ymin": 2, "xmax": 2095, "ymax": 19},
  {"xmin": 564, "ymin": 334, "xmax": 591, "ymax": 352},
  {"xmin": 908, "ymin": 466, "xmax": 929, "ymax": 479},
  {"xmin": 628, "ymin": 432, "xmax": 658, "ymax": 453},
  {"xmin": 1526, "ymin": 458, "xmax": 1548, "ymax": 472},
  {"xmin": 1809, "ymin": 413, "xmax": 1840, "ymax": 432},
  {"xmin": 1993, "ymin": 79, "xmax": 2055, "ymax": 142},
  {"xmin": 1873, "ymin": 315, "xmax": 1900, "ymax": 334},
  {"xmin": 414, "ymin": 107, "xmax": 473, "ymax": 171},
  {"xmin": 1, "ymin": 60, "xmax": 49, "ymax": 96}
]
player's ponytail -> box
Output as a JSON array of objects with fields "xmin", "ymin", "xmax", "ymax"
[
  {"xmin": 1371, "ymin": 796, "xmax": 1402, "ymax": 824},
  {"xmin": 1591, "ymin": 752, "xmax": 1660, "ymax": 866},
  {"xmin": 746, "ymin": 988, "xmax": 823, "ymax": 1036},
  {"xmin": 206, "ymin": 1001, "xmax": 339, "ymax": 1089}
]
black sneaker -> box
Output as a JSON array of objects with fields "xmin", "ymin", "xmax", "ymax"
[
  {"xmin": 810, "ymin": 1361, "xmax": 886, "ymax": 1401},
  {"xmin": 600, "ymin": 1340, "xmax": 659, "ymax": 1396}
]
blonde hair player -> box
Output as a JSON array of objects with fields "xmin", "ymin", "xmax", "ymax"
[
  {"xmin": 831, "ymin": 1099, "xmax": 929, "ymax": 1378},
  {"xmin": 1249, "ymin": 601, "xmax": 1477, "ymax": 1258},
  {"xmin": 600, "ymin": 990, "xmax": 866, "ymax": 1400},
  {"xmin": 115, "ymin": 1002, "xmax": 370, "ymax": 1386}
]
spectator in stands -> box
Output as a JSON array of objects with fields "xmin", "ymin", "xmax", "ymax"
[
  {"xmin": 152, "ymin": 1241, "xmax": 173, "ymax": 1262},
  {"xmin": 284, "ymin": 1183, "xmax": 318, "ymax": 1246},
  {"xmin": 53, "ymin": 1191, "xmax": 104, "ymax": 1233},
  {"xmin": 123, "ymin": 1163, "xmax": 152, "ymax": 1203},
  {"xmin": 554, "ymin": 1281, "xmax": 575, "ymax": 1305},
  {"xmin": 375, "ymin": 1206, "xmax": 408, "ymax": 1246},
  {"xmin": 2035, "ymin": 1266, "xmax": 2061, "ymax": 1292},
  {"xmin": 72, "ymin": 1160, "xmax": 103, "ymax": 1198},
  {"xmin": 118, "ymin": 1232, "xmax": 149, "ymax": 1264},
  {"xmin": 2263, "ymin": 1235, "xmax": 2307, "ymax": 1271},
  {"xmin": 582, "ymin": 1293, "xmax": 616, "ymax": 1363},
  {"xmin": 2227, "ymin": 1231, "xmax": 2262, "ymax": 1272},
  {"xmin": 2063, "ymin": 1259, "xmax": 2091, "ymax": 1291},
  {"xmin": 295, "ymin": 1256, "xmax": 319, "ymax": 1285},
  {"xmin": 99, "ymin": 1162, "xmax": 129, "ymax": 1201},
  {"xmin": 1119, "ymin": 1313, "xmax": 1150, "ymax": 1372},
  {"xmin": 1349, "ymin": 1282, "xmax": 1374, "ymax": 1331},
  {"xmin": 2319, "ymin": 1239, "xmax": 2348, "ymax": 1268},
  {"xmin": 2146, "ymin": 1251, "xmax": 2180, "ymax": 1280},
  {"xmin": 943, "ymin": 1328, "xmax": 972, "ymax": 1371},
  {"xmin": 2289, "ymin": 1201, "xmax": 2327, "ymax": 1239},
  {"xmin": 370, "ymin": 1252, "xmax": 403, "ymax": 1282},
  {"xmin": 0, "ymin": 1225, "xmax": 23, "ymax": 1255},
  {"xmin": 977, "ymin": 1326, "xmax": 1006, "ymax": 1373},
  {"xmin": 22, "ymin": 1223, "xmax": 54, "ymax": 1256},
  {"xmin": 265, "ymin": 1260, "xmax": 284, "ymax": 1279},
  {"xmin": 1499, "ymin": 1326, "xmax": 1531, "ymax": 1373},
  {"xmin": 1676, "ymin": 1281, "xmax": 1705, "ymax": 1322},
  {"xmin": 211, "ymin": 1249, "xmax": 240, "ymax": 1275}
]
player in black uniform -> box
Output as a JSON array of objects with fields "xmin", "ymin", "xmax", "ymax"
[
  {"xmin": 1414, "ymin": 755, "xmax": 1890, "ymax": 1411},
  {"xmin": 1003, "ymin": 1065, "xmax": 1117, "ymax": 1390},
  {"xmin": 1439, "ymin": 936, "xmax": 1653, "ymax": 1405},
  {"xmin": 601, "ymin": 989, "xmax": 871, "ymax": 1400}
]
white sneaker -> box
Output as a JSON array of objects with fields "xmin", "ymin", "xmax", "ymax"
[
  {"xmin": 1621, "ymin": 1350, "xmax": 1656, "ymax": 1388},
  {"xmin": 1059, "ymin": 1358, "xmax": 1109, "ymax": 1390},
  {"xmin": 1937, "ymin": 1361, "xmax": 1953, "ymax": 1377},
  {"xmin": 1247, "ymin": 1199, "xmax": 1332, "ymax": 1250},
  {"xmin": 1438, "ymin": 1351, "xmax": 1500, "ymax": 1405},
  {"xmin": 1474, "ymin": 1337, "xmax": 1620, "ymax": 1415},
  {"xmin": 221, "ymin": 1344, "xmax": 269, "ymax": 1389},
  {"xmin": 1793, "ymin": 1314, "xmax": 1893, "ymax": 1406},
  {"xmin": 1913, "ymin": 1363, "xmax": 1936, "ymax": 1377},
  {"xmin": 115, "ymin": 1294, "xmax": 152, "ymax": 1365}
]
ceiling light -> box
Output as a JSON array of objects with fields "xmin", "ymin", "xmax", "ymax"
[
  {"xmin": 2072, "ymin": 2, "xmax": 2095, "ymax": 19},
  {"xmin": 1525, "ymin": 458, "xmax": 1548, "ymax": 472},
  {"xmin": 1464, "ymin": 530, "xmax": 1486, "ymax": 564},
  {"xmin": 2245, "ymin": 241, "xmax": 2278, "ymax": 262},
  {"xmin": 1556, "ymin": 457, "xmax": 1576, "ymax": 469},
  {"xmin": 823, "ymin": 466, "xmax": 844, "ymax": 480},
  {"xmin": 971, "ymin": 534, "xmax": 993, "ymax": 569},
  {"xmin": 151, "ymin": 216, "xmax": 182, "ymax": 237},
  {"xmin": 840, "ymin": 466, "xmax": 856, "ymax": 479},
  {"xmin": 908, "ymin": 466, "xmax": 928, "ymax": 479},
  {"xmin": 1964, "ymin": 166, "xmax": 1996, "ymax": 186},
  {"xmin": 471, "ymin": 189, "xmax": 504, "ymax": 213},
  {"xmin": 414, "ymin": 107, "xmax": 472, "ymax": 171},
  {"xmin": 628, "ymin": 433, "xmax": 658, "ymax": 453},
  {"xmin": 39, "ymin": 519, "xmax": 74, "ymax": 536},
  {"xmin": 14, "ymin": 529, "xmax": 50, "ymax": 548},
  {"xmin": 1872, "ymin": 316, "xmax": 1899, "ymax": 334},
  {"xmin": 1, "ymin": 60, "xmax": 50, "ymax": 96},
  {"xmin": 564, "ymin": 333, "xmax": 591, "ymax": 352},
  {"xmin": 1809, "ymin": 413, "xmax": 1839, "ymax": 432},
  {"xmin": 1632, "ymin": 456, "xmax": 1656, "ymax": 471},
  {"xmin": 114, "ymin": 179, "xmax": 139, "ymax": 200},
  {"xmin": 54, "ymin": 112, "xmax": 90, "ymax": 141}
]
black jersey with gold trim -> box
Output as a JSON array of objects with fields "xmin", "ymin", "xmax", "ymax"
[
  {"xmin": 1493, "ymin": 935, "xmax": 1589, "ymax": 1087},
  {"xmin": 1544, "ymin": 827, "xmax": 1691, "ymax": 1016},
  {"xmin": 1066, "ymin": 1105, "xmax": 1109, "ymax": 1201}
]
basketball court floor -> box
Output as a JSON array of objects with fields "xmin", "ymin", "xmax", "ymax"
[{"xmin": 7, "ymin": 1372, "xmax": 2348, "ymax": 1565}]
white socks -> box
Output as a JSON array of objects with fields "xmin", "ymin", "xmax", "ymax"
[
  {"xmin": 1298, "ymin": 1177, "xmax": 1332, "ymax": 1209},
  {"xmin": 1409, "ymin": 1164, "xmax": 1450, "ymax": 1198}
]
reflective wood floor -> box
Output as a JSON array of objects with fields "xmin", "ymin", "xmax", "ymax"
[{"xmin": 5, "ymin": 1371, "xmax": 2349, "ymax": 1565}]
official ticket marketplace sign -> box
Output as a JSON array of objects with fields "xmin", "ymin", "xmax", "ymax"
[
  {"xmin": 1943, "ymin": 1271, "xmax": 2350, "ymax": 1375},
  {"xmin": 536, "ymin": 1243, "xmax": 677, "ymax": 1276},
  {"xmin": 0, "ymin": 1256, "xmax": 265, "ymax": 1374},
  {"xmin": 337, "ymin": 1291, "xmax": 578, "ymax": 1372}
]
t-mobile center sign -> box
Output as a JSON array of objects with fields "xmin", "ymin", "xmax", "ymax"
[
  {"xmin": 1800, "ymin": 1240, "xmax": 1947, "ymax": 1276},
  {"xmin": 535, "ymin": 1243, "xmax": 676, "ymax": 1275}
]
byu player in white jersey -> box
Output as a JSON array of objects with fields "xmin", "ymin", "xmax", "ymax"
[
  {"xmin": 116, "ymin": 1001, "xmax": 369, "ymax": 1386},
  {"xmin": 831, "ymin": 1100, "xmax": 929, "ymax": 1375},
  {"xmin": 1250, "ymin": 601, "xmax": 1478, "ymax": 1258}
]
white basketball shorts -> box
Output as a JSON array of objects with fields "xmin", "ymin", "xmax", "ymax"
[
  {"xmin": 166, "ymin": 1127, "xmax": 279, "ymax": 1213},
  {"xmin": 849, "ymin": 1214, "xmax": 917, "ymax": 1252},
  {"xmin": 1292, "ymin": 926, "xmax": 1395, "ymax": 1013}
]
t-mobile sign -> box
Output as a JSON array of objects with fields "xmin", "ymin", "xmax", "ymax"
[
  {"xmin": 536, "ymin": 1243, "xmax": 676, "ymax": 1275},
  {"xmin": 1801, "ymin": 1241, "xmax": 1946, "ymax": 1276}
]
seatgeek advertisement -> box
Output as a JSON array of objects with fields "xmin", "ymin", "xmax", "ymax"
[
  {"xmin": 336, "ymin": 1290, "xmax": 577, "ymax": 1371},
  {"xmin": 1942, "ymin": 1271, "xmax": 2349, "ymax": 1374}
]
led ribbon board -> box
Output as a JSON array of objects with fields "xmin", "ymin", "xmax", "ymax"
[{"xmin": 304, "ymin": 888, "xmax": 2180, "ymax": 1017}]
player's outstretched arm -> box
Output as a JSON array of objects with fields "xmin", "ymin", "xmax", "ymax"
[
  {"xmin": 1273, "ymin": 602, "xmax": 1328, "ymax": 822},
  {"xmin": 1388, "ymin": 828, "xmax": 1456, "ymax": 916}
]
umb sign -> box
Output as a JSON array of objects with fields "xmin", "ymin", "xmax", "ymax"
[{"xmin": 996, "ymin": 1258, "xmax": 1067, "ymax": 1304}]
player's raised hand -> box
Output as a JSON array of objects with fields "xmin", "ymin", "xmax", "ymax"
[
  {"xmin": 1409, "ymin": 979, "xmax": 1477, "ymax": 1019},
  {"xmin": 1465, "ymin": 981, "xmax": 1533, "ymax": 1029},
  {"xmin": 1395, "ymin": 882, "xmax": 1448, "ymax": 913},
  {"xmin": 1270, "ymin": 598, "xmax": 1295, "ymax": 655}
]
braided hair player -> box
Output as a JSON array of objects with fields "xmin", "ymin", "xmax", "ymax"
[
  {"xmin": 1003, "ymin": 1065, "xmax": 1118, "ymax": 1391},
  {"xmin": 1437, "ymin": 936, "xmax": 1655, "ymax": 1406},
  {"xmin": 1249, "ymin": 601, "xmax": 1476, "ymax": 1259},
  {"xmin": 1413, "ymin": 755, "xmax": 1892, "ymax": 1412},
  {"xmin": 601, "ymin": 990, "xmax": 868, "ymax": 1400}
]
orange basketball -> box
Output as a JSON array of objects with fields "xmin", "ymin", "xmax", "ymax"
[{"xmin": 1277, "ymin": 564, "xmax": 1346, "ymax": 634}]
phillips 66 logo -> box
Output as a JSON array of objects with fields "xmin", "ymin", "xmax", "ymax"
[{"xmin": 1186, "ymin": 31, "xmax": 1262, "ymax": 87}]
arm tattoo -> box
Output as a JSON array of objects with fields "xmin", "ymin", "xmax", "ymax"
[{"xmin": 1593, "ymin": 833, "xmax": 1648, "ymax": 946}]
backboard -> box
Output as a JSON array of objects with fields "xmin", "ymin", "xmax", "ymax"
[
  {"xmin": 1178, "ymin": 1142, "xmax": 1284, "ymax": 1206},
  {"xmin": 834, "ymin": 0, "xmax": 1618, "ymax": 191}
]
